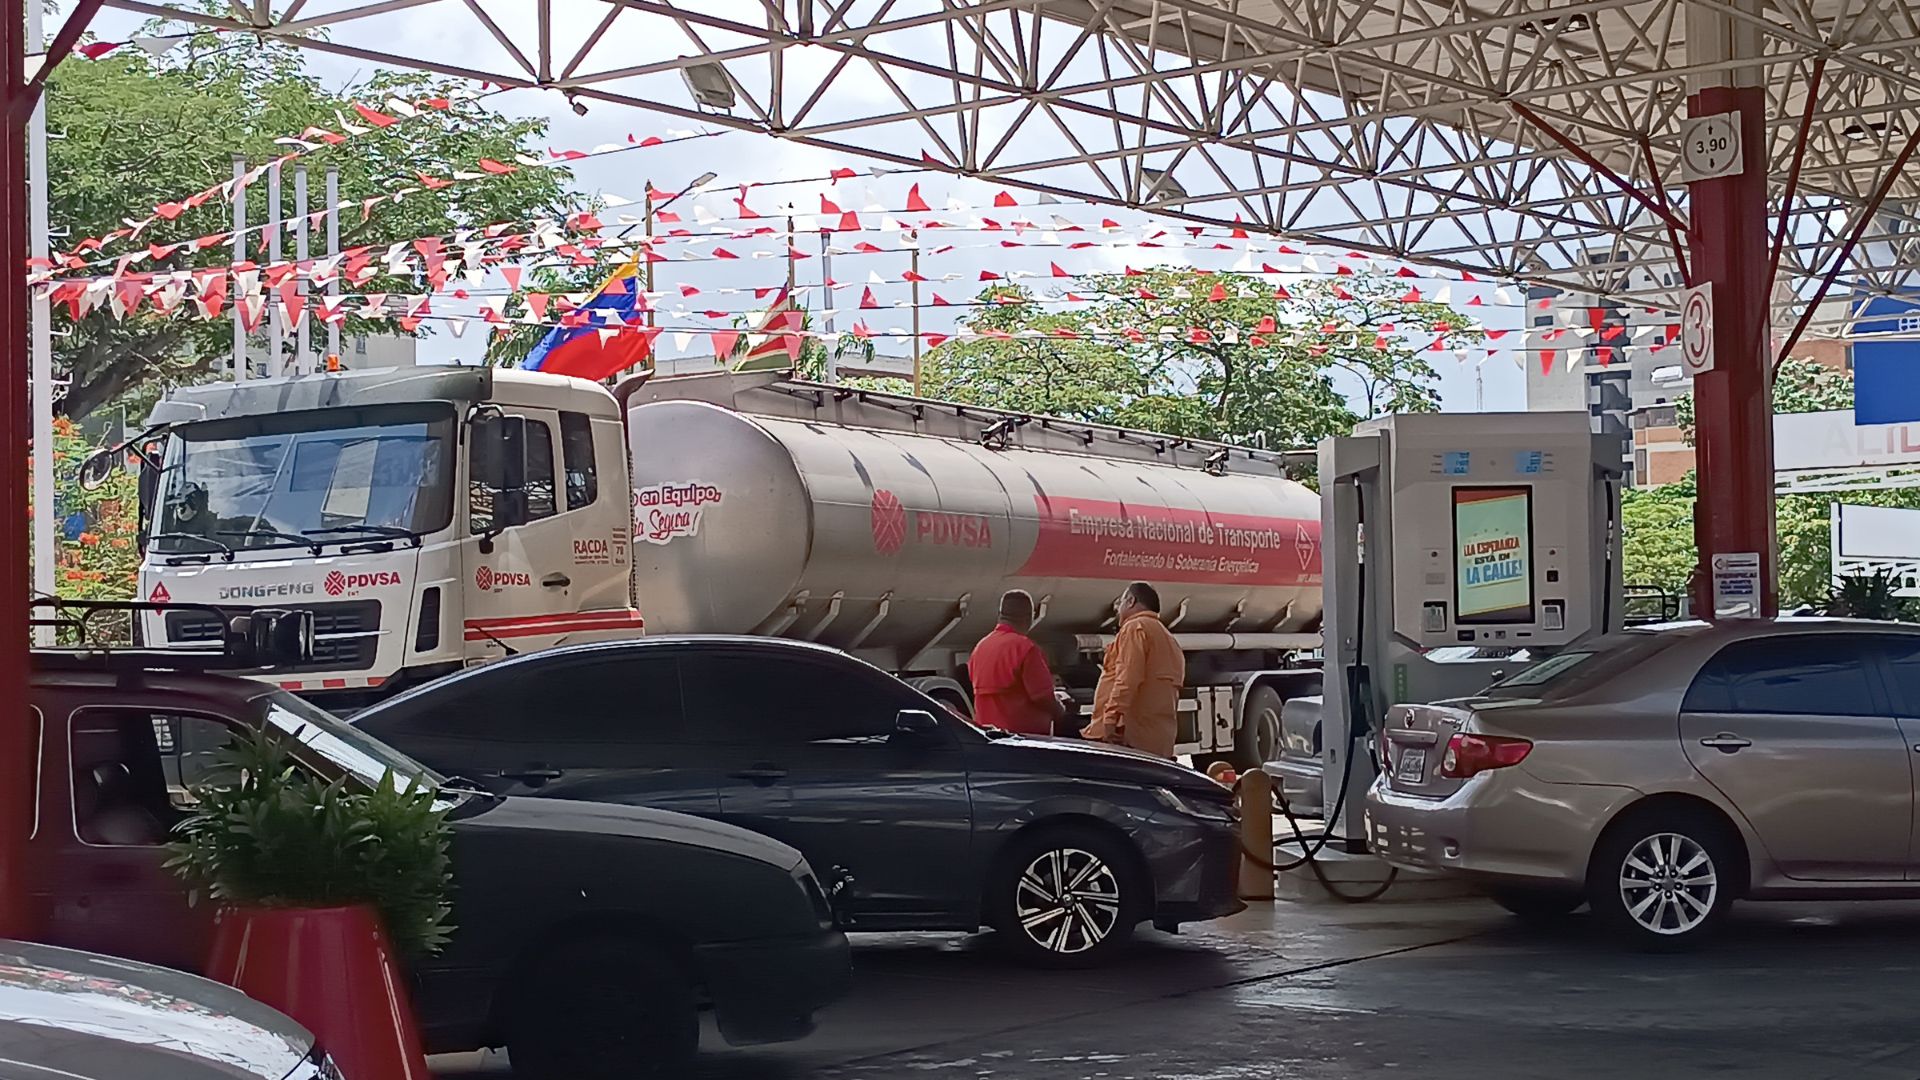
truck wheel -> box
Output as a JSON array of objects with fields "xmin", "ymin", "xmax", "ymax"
[
  {"xmin": 1234, "ymin": 685, "xmax": 1285, "ymax": 771},
  {"xmin": 987, "ymin": 826, "xmax": 1143, "ymax": 968},
  {"xmin": 508, "ymin": 936, "xmax": 697, "ymax": 1080},
  {"xmin": 1586, "ymin": 808, "xmax": 1736, "ymax": 951}
]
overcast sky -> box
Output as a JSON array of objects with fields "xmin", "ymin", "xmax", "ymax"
[{"xmin": 70, "ymin": 0, "xmax": 1536, "ymax": 413}]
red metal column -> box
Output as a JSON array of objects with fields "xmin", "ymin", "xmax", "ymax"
[
  {"xmin": 0, "ymin": 0, "xmax": 32, "ymax": 938},
  {"xmin": 1686, "ymin": 85, "xmax": 1777, "ymax": 619}
]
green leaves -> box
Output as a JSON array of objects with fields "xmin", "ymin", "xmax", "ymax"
[
  {"xmin": 1826, "ymin": 568, "xmax": 1920, "ymax": 621},
  {"xmin": 49, "ymin": 33, "xmax": 572, "ymax": 417},
  {"xmin": 912, "ymin": 270, "xmax": 1458, "ymax": 449},
  {"xmin": 166, "ymin": 729, "xmax": 455, "ymax": 959}
]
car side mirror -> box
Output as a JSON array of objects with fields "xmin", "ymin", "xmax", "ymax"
[
  {"xmin": 894, "ymin": 709, "xmax": 942, "ymax": 737},
  {"xmin": 470, "ymin": 412, "xmax": 530, "ymax": 532},
  {"xmin": 78, "ymin": 447, "xmax": 121, "ymax": 491}
]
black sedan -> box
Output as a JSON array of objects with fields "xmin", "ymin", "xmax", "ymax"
[{"xmin": 353, "ymin": 636, "xmax": 1246, "ymax": 965}]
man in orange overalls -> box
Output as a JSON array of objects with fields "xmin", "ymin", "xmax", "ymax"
[
  {"xmin": 968, "ymin": 590, "xmax": 1068, "ymax": 736},
  {"xmin": 1083, "ymin": 582, "xmax": 1185, "ymax": 758}
]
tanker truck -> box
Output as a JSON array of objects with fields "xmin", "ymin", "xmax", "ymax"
[{"xmin": 125, "ymin": 364, "xmax": 1325, "ymax": 767}]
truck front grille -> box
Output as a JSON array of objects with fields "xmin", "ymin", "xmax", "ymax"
[{"xmin": 164, "ymin": 601, "xmax": 382, "ymax": 672}]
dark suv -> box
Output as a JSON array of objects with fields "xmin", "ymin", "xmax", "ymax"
[{"xmin": 354, "ymin": 636, "xmax": 1245, "ymax": 965}]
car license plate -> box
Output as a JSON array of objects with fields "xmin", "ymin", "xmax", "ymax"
[{"xmin": 1394, "ymin": 748, "xmax": 1427, "ymax": 782}]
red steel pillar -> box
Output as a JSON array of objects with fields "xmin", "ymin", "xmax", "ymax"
[
  {"xmin": 0, "ymin": 0, "xmax": 33, "ymax": 938},
  {"xmin": 1686, "ymin": 85, "xmax": 1777, "ymax": 619}
]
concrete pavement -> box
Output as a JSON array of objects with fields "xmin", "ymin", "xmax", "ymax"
[{"xmin": 436, "ymin": 890, "xmax": 1920, "ymax": 1078}]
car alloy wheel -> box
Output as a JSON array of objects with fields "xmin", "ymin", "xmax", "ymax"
[
  {"xmin": 1617, "ymin": 832, "xmax": 1718, "ymax": 937},
  {"xmin": 1013, "ymin": 847, "xmax": 1122, "ymax": 955}
]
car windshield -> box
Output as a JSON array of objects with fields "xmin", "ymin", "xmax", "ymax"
[
  {"xmin": 1478, "ymin": 630, "xmax": 1676, "ymax": 699},
  {"xmin": 260, "ymin": 690, "xmax": 447, "ymax": 794},
  {"xmin": 152, "ymin": 403, "xmax": 454, "ymax": 555}
]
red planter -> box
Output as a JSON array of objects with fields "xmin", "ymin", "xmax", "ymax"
[{"xmin": 208, "ymin": 904, "xmax": 431, "ymax": 1080}]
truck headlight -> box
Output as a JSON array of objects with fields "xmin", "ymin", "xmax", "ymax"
[{"xmin": 1154, "ymin": 787, "xmax": 1237, "ymax": 822}]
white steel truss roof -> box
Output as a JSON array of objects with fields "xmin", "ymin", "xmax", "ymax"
[{"xmin": 99, "ymin": 0, "xmax": 1920, "ymax": 334}]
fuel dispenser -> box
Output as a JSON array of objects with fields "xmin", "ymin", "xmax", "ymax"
[{"xmin": 1317, "ymin": 413, "xmax": 1626, "ymax": 849}]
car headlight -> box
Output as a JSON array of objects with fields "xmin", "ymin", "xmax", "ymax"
[{"xmin": 1154, "ymin": 786, "xmax": 1237, "ymax": 822}]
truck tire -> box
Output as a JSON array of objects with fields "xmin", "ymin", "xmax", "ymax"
[
  {"xmin": 986, "ymin": 825, "xmax": 1143, "ymax": 968},
  {"xmin": 509, "ymin": 935, "xmax": 697, "ymax": 1080},
  {"xmin": 1234, "ymin": 685, "xmax": 1286, "ymax": 771}
]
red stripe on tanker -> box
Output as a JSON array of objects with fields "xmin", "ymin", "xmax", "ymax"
[{"xmin": 1015, "ymin": 496, "xmax": 1322, "ymax": 586}]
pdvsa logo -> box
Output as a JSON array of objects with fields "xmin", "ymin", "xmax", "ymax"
[
  {"xmin": 475, "ymin": 566, "xmax": 532, "ymax": 592},
  {"xmin": 870, "ymin": 490, "xmax": 907, "ymax": 555},
  {"xmin": 916, "ymin": 510, "xmax": 992, "ymax": 549},
  {"xmin": 325, "ymin": 570, "xmax": 403, "ymax": 596}
]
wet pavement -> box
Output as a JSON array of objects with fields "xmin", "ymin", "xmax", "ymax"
[{"xmin": 438, "ymin": 891, "xmax": 1920, "ymax": 1078}]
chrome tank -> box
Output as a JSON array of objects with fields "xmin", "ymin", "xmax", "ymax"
[{"xmin": 625, "ymin": 374, "xmax": 1323, "ymax": 670}]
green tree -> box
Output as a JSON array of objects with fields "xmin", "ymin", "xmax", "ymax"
[
  {"xmin": 1626, "ymin": 354, "xmax": 1920, "ymax": 609},
  {"xmin": 913, "ymin": 270, "xmax": 1466, "ymax": 448},
  {"xmin": 1619, "ymin": 473, "xmax": 1698, "ymax": 600},
  {"xmin": 1673, "ymin": 356, "xmax": 1854, "ymax": 444},
  {"xmin": 51, "ymin": 26, "xmax": 573, "ymax": 417}
]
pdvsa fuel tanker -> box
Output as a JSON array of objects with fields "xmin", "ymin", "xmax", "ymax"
[{"xmin": 131, "ymin": 365, "xmax": 1324, "ymax": 765}]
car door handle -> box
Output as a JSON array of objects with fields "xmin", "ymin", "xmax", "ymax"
[
  {"xmin": 499, "ymin": 767, "xmax": 564, "ymax": 785},
  {"xmin": 729, "ymin": 766, "xmax": 788, "ymax": 786},
  {"xmin": 541, "ymin": 573, "xmax": 571, "ymax": 588},
  {"xmin": 1699, "ymin": 734, "xmax": 1752, "ymax": 753}
]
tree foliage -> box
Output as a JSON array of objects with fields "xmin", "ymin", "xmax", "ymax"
[
  {"xmin": 1673, "ymin": 356, "xmax": 1854, "ymax": 444},
  {"xmin": 910, "ymin": 269, "xmax": 1465, "ymax": 448},
  {"xmin": 50, "ymin": 27, "xmax": 572, "ymax": 417},
  {"xmin": 1626, "ymin": 362, "xmax": 1920, "ymax": 609}
]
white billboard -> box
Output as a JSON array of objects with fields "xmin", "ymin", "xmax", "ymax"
[
  {"xmin": 1834, "ymin": 504, "xmax": 1920, "ymax": 559},
  {"xmin": 1775, "ymin": 410, "xmax": 1920, "ymax": 473}
]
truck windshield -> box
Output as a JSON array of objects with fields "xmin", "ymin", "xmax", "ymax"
[
  {"xmin": 152, "ymin": 403, "xmax": 454, "ymax": 555},
  {"xmin": 260, "ymin": 690, "xmax": 447, "ymax": 794}
]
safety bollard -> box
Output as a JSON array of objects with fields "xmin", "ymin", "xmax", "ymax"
[{"xmin": 1237, "ymin": 768, "xmax": 1275, "ymax": 902}]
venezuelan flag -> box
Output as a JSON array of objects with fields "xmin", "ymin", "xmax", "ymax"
[{"xmin": 522, "ymin": 258, "xmax": 656, "ymax": 380}]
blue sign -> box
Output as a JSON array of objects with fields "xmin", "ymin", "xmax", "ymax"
[
  {"xmin": 1515, "ymin": 450, "xmax": 1544, "ymax": 474},
  {"xmin": 1442, "ymin": 451, "xmax": 1471, "ymax": 476},
  {"xmin": 1853, "ymin": 293, "xmax": 1920, "ymax": 425}
]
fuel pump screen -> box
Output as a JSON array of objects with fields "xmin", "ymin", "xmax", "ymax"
[{"xmin": 1452, "ymin": 486, "xmax": 1534, "ymax": 624}]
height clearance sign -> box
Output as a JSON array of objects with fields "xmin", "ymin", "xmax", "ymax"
[{"xmin": 1452, "ymin": 487, "xmax": 1535, "ymax": 624}]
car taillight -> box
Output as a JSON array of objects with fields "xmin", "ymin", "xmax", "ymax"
[{"xmin": 1438, "ymin": 733, "xmax": 1532, "ymax": 779}]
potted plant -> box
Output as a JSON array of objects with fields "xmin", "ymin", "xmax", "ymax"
[
  {"xmin": 168, "ymin": 729, "xmax": 454, "ymax": 1080},
  {"xmin": 1825, "ymin": 569, "xmax": 1920, "ymax": 622}
]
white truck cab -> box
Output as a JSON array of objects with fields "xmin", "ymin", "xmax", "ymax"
[{"xmin": 137, "ymin": 366, "xmax": 639, "ymax": 706}]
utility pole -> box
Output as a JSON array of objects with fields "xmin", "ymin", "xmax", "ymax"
[
  {"xmin": 819, "ymin": 229, "xmax": 835, "ymax": 384},
  {"xmin": 266, "ymin": 162, "xmax": 283, "ymax": 377},
  {"xmin": 26, "ymin": 0, "xmax": 50, "ymax": 641},
  {"xmin": 325, "ymin": 167, "xmax": 339, "ymax": 366},
  {"xmin": 910, "ymin": 244, "xmax": 923, "ymax": 395},
  {"xmin": 642, "ymin": 184, "xmax": 654, "ymax": 331},
  {"xmin": 232, "ymin": 157, "xmax": 248, "ymax": 380},
  {"xmin": 293, "ymin": 166, "xmax": 309, "ymax": 375}
]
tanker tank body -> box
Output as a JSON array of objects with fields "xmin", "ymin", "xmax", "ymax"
[{"xmin": 621, "ymin": 369, "xmax": 1327, "ymax": 767}]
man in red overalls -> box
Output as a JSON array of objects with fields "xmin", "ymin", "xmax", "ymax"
[{"xmin": 967, "ymin": 590, "xmax": 1070, "ymax": 736}]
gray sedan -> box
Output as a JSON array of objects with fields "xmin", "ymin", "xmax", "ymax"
[
  {"xmin": 0, "ymin": 939, "xmax": 336, "ymax": 1080},
  {"xmin": 1364, "ymin": 618, "xmax": 1920, "ymax": 947}
]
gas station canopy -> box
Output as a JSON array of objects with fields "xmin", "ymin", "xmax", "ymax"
[{"xmin": 101, "ymin": 0, "xmax": 1920, "ymax": 332}]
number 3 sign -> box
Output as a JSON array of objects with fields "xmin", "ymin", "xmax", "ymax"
[{"xmin": 1680, "ymin": 283, "xmax": 1714, "ymax": 376}]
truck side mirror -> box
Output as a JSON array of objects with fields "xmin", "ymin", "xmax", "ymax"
[{"xmin": 470, "ymin": 412, "xmax": 530, "ymax": 531}]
